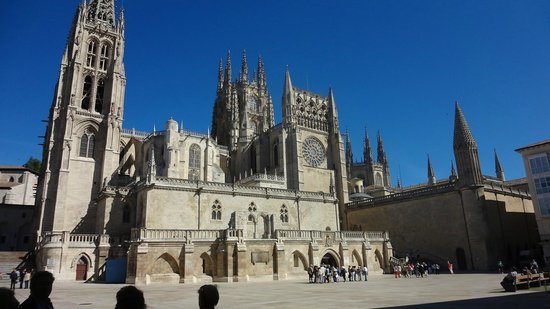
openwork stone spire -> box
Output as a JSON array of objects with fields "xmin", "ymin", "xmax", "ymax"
[
  {"xmin": 453, "ymin": 102, "xmax": 483, "ymax": 186},
  {"xmin": 87, "ymin": 0, "xmax": 116, "ymax": 27}
]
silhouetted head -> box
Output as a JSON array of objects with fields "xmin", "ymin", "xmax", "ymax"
[
  {"xmin": 0, "ymin": 287, "xmax": 19, "ymax": 309},
  {"xmin": 115, "ymin": 286, "xmax": 146, "ymax": 309},
  {"xmin": 29, "ymin": 271, "xmax": 54, "ymax": 300},
  {"xmin": 198, "ymin": 284, "xmax": 219, "ymax": 309}
]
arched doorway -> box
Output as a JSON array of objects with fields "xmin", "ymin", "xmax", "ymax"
[
  {"xmin": 456, "ymin": 248, "xmax": 467, "ymax": 270},
  {"xmin": 76, "ymin": 257, "xmax": 88, "ymax": 281},
  {"xmin": 321, "ymin": 252, "xmax": 339, "ymax": 267}
]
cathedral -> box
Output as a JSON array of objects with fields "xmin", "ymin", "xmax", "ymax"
[{"xmin": 33, "ymin": 0, "xmax": 392, "ymax": 283}]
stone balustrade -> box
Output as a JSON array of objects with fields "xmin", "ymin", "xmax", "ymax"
[{"xmin": 347, "ymin": 183, "xmax": 455, "ymax": 208}]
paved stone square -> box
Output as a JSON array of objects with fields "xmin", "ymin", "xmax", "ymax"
[{"xmin": 8, "ymin": 273, "xmax": 550, "ymax": 308}]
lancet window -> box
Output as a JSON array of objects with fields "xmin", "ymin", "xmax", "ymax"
[
  {"xmin": 79, "ymin": 128, "xmax": 95, "ymax": 158},
  {"xmin": 86, "ymin": 40, "xmax": 97, "ymax": 68},
  {"xmin": 211, "ymin": 200, "xmax": 222, "ymax": 220},
  {"xmin": 188, "ymin": 144, "xmax": 201, "ymax": 181}
]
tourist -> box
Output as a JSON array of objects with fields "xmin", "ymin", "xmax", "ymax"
[
  {"xmin": 19, "ymin": 270, "xmax": 55, "ymax": 309},
  {"xmin": 447, "ymin": 260, "xmax": 454, "ymax": 274},
  {"xmin": 9, "ymin": 269, "xmax": 18, "ymax": 290},
  {"xmin": 19, "ymin": 268, "xmax": 25, "ymax": 288},
  {"xmin": 340, "ymin": 266, "xmax": 347, "ymax": 282},
  {"xmin": 0, "ymin": 287, "xmax": 19, "ymax": 309},
  {"xmin": 497, "ymin": 260, "xmax": 504, "ymax": 274},
  {"xmin": 394, "ymin": 264, "xmax": 399, "ymax": 278},
  {"xmin": 198, "ymin": 284, "xmax": 219, "ymax": 309},
  {"xmin": 307, "ymin": 265, "xmax": 314, "ymax": 283},
  {"xmin": 357, "ymin": 266, "xmax": 362, "ymax": 281},
  {"xmin": 115, "ymin": 286, "xmax": 146, "ymax": 309},
  {"xmin": 501, "ymin": 267, "xmax": 518, "ymax": 286},
  {"xmin": 434, "ymin": 263, "xmax": 440, "ymax": 275},
  {"xmin": 24, "ymin": 269, "xmax": 32, "ymax": 289},
  {"xmin": 530, "ymin": 259, "xmax": 539, "ymax": 274},
  {"xmin": 363, "ymin": 265, "xmax": 368, "ymax": 281}
]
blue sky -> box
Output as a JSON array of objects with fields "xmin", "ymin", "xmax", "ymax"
[{"xmin": 1, "ymin": 0, "xmax": 549, "ymax": 186}]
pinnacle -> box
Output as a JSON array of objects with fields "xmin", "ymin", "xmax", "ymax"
[{"xmin": 453, "ymin": 102, "xmax": 477, "ymax": 149}]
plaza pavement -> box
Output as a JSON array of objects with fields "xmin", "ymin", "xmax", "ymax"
[{"xmin": 8, "ymin": 273, "xmax": 550, "ymax": 308}]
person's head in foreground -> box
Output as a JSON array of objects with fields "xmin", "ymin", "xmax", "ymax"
[
  {"xmin": 0, "ymin": 287, "xmax": 19, "ymax": 309},
  {"xmin": 116, "ymin": 285, "xmax": 147, "ymax": 309},
  {"xmin": 198, "ymin": 284, "xmax": 219, "ymax": 309},
  {"xmin": 30, "ymin": 271, "xmax": 55, "ymax": 300}
]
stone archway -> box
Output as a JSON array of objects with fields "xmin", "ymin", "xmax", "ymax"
[{"xmin": 320, "ymin": 250, "xmax": 340, "ymax": 268}]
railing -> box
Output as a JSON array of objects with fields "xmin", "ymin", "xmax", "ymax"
[
  {"xmin": 69, "ymin": 234, "xmax": 97, "ymax": 243},
  {"xmin": 347, "ymin": 183, "xmax": 455, "ymax": 208},
  {"xmin": 130, "ymin": 228, "xmax": 227, "ymax": 241},
  {"xmin": 275, "ymin": 230, "xmax": 387, "ymax": 242},
  {"xmin": 121, "ymin": 128, "xmax": 150, "ymax": 138}
]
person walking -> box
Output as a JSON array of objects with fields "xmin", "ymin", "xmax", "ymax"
[{"xmin": 447, "ymin": 260, "xmax": 454, "ymax": 274}]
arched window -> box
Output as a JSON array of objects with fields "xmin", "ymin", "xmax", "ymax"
[
  {"xmin": 211, "ymin": 200, "xmax": 222, "ymax": 220},
  {"xmin": 273, "ymin": 143, "xmax": 279, "ymax": 167},
  {"xmin": 99, "ymin": 44, "xmax": 109, "ymax": 71},
  {"xmin": 94, "ymin": 79, "xmax": 104, "ymax": 113},
  {"xmin": 86, "ymin": 40, "xmax": 97, "ymax": 68},
  {"xmin": 375, "ymin": 173, "xmax": 383, "ymax": 186},
  {"xmin": 81, "ymin": 76, "xmax": 92, "ymax": 110},
  {"xmin": 188, "ymin": 144, "xmax": 201, "ymax": 180},
  {"xmin": 9, "ymin": 177, "xmax": 15, "ymax": 182},
  {"xmin": 280, "ymin": 205, "xmax": 288, "ymax": 223},
  {"xmin": 79, "ymin": 128, "xmax": 95, "ymax": 158}
]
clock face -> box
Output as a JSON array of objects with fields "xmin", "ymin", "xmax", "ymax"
[{"xmin": 302, "ymin": 137, "xmax": 325, "ymax": 167}]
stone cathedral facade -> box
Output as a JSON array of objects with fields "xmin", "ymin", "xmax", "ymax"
[{"xmin": 33, "ymin": 0, "xmax": 392, "ymax": 283}]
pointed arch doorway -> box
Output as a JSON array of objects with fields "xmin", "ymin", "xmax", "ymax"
[
  {"xmin": 321, "ymin": 252, "xmax": 339, "ymax": 267},
  {"xmin": 76, "ymin": 256, "xmax": 88, "ymax": 280}
]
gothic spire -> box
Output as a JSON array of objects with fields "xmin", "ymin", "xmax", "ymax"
[
  {"xmin": 240, "ymin": 49, "xmax": 248, "ymax": 84},
  {"xmin": 427, "ymin": 155, "xmax": 436, "ymax": 185},
  {"xmin": 327, "ymin": 87, "xmax": 339, "ymax": 132},
  {"xmin": 283, "ymin": 66, "xmax": 293, "ymax": 97},
  {"xmin": 224, "ymin": 50, "xmax": 232, "ymax": 87},
  {"xmin": 453, "ymin": 101, "xmax": 477, "ymax": 149},
  {"xmin": 257, "ymin": 55, "xmax": 267, "ymax": 90},
  {"xmin": 495, "ymin": 149, "xmax": 505, "ymax": 181},
  {"xmin": 345, "ymin": 131, "xmax": 353, "ymax": 166},
  {"xmin": 450, "ymin": 160, "xmax": 458, "ymax": 181},
  {"xmin": 453, "ymin": 102, "xmax": 483, "ymax": 185},
  {"xmin": 345, "ymin": 131, "xmax": 353, "ymax": 177},
  {"xmin": 217, "ymin": 58, "xmax": 224, "ymax": 93},
  {"xmin": 377, "ymin": 131, "xmax": 386, "ymax": 164},
  {"xmin": 363, "ymin": 128, "xmax": 373, "ymax": 164}
]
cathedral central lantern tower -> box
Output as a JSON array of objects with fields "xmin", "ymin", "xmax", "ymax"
[{"xmin": 35, "ymin": 0, "xmax": 126, "ymax": 236}]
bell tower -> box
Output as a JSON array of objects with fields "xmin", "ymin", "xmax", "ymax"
[{"xmin": 35, "ymin": 0, "xmax": 126, "ymax": 236}]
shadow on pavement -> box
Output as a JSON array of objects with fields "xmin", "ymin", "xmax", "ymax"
[{"xmin": 385, "ymin": 291, "xmax": 550, "ymax": 308}]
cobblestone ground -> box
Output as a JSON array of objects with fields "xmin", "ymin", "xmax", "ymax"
[{"xmin": 7, "ymin": 273, "xmax": 550, "ymax": 308}]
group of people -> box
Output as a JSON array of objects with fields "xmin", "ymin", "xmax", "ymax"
[
  {"xmin": 393, "ymin": 262, "xmax": 450, "ymax": 278},
  {"xmin": 0, "ymin": 270, "xmax": 220, "ymax": 309},
  {"xmin": 8, "ymin": 269, "xmax": 33, "ymax": 290},
  {"xmin": 307, "ymin": 265, "xmax": 368, "ymax": 283}
]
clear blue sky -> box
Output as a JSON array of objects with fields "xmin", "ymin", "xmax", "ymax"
[{"xmin": 1, "ymin": 0, "xmax": 549, "ymax": 186}]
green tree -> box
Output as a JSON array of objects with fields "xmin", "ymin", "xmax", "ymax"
[{"xmin": 23, "ymin": 156, "xmax": 41, "ymax": 173}]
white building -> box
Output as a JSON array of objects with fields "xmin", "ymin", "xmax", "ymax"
[{"xmin": 516, "ymin": 139, "xmax": 550, "ymax": 264}]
